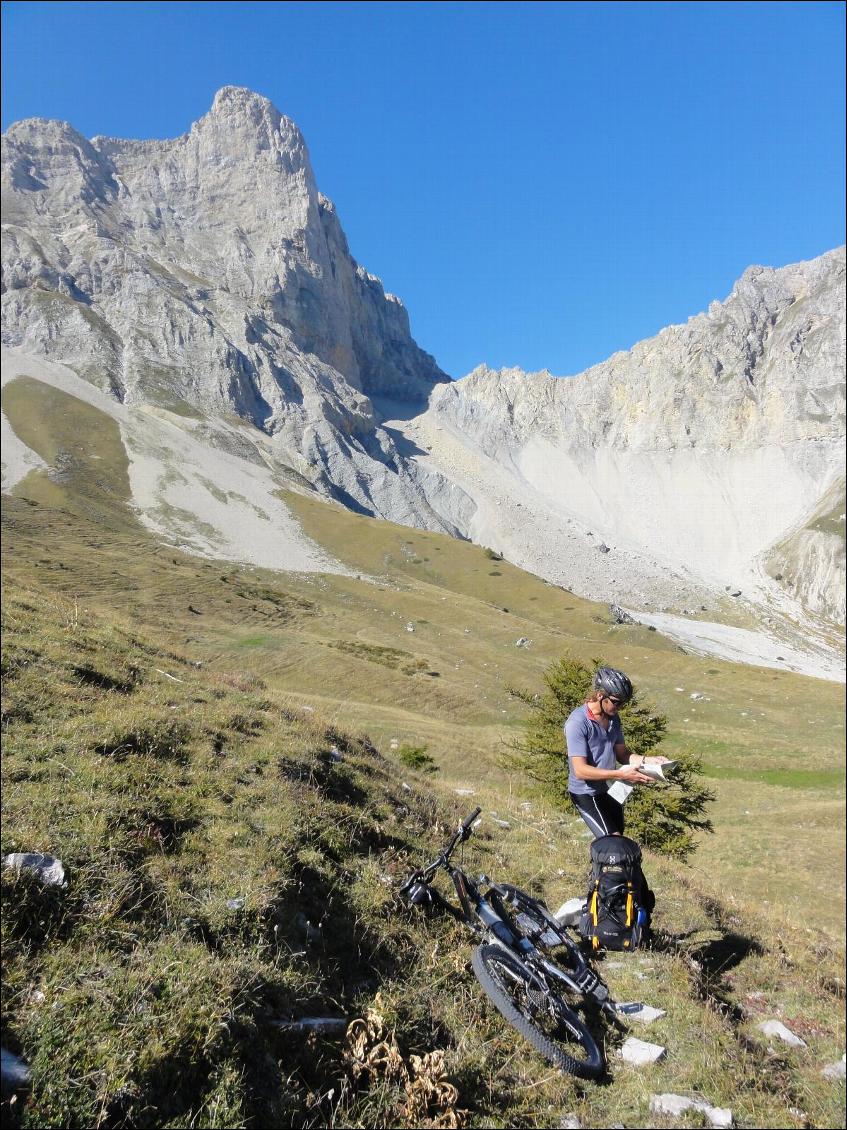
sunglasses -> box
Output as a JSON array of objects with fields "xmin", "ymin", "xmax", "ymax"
[{"xmin": 603, "ymin": 696, "xmax": 624, "ymax": 706}]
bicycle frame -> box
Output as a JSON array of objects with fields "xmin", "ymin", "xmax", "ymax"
[{"xmin": 400, "ymin": 809, "xmax": 617, "ymax": 1016}]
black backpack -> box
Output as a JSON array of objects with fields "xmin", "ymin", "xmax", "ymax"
[{"xmin": 579, "ymin": 835, "xmax": 654, "ymax": 952}]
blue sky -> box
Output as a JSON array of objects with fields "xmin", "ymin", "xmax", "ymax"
[{"xmin": 2, "ymin": 1, "xmax": 844, "ymax": 378}]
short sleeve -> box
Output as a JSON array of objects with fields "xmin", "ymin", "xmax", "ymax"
[{"xmin": 564, "ymin": 712, "xmax": 590, "ymax": 759}]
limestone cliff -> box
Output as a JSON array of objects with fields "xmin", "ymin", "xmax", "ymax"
[
  {"xmin": 2, "ymin": 87, "xmax": 459, "ymax": 530},
  {"xmin": 406, "ymin": 249, "xmax": 845, "ymax": 621}
]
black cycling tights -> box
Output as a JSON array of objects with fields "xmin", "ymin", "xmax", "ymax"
[{"xmin": 570, "ymin": 791, "xmax": 625, "ymax": 838}]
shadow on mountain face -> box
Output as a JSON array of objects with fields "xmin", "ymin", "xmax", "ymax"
[
  {"xmin": 326, "ymin": 482, "xmax": 376, "ymax": 517},
  {"xmin": 379, "ymin": 422, "xmax": 429, "ymax": 460},
  {"xmin": 369, "ymin": 394, "xmax": 435, "ymax": 429}
]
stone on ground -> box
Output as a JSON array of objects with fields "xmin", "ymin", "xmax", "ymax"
[
  {"xmin": 649, "ymin": 1093, "xmax": 733, "ymax": 1128},
  {"xmin": 758, "ymin": 1019, "xmax": 808, "ymax": 1048},
  {"xmin": 619, "ymin": 1036, "xmax": 666, "ymax": 1065}
]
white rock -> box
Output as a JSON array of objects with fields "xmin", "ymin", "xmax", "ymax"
[
  {"xmin": 619, "ymin": 1036, "xmax": 666, "ymax": 1065},
  {"xmin": 650, "ymin": 1093, "xmax": 733, "ymax": 1128},
  {"xmin": 3, "ymin": 852, "xmax": 66, "ymax": 887},
  {"xmin": 627, "ymin": 1005, "xmax": 666, "ymax": 1025},
  {"xmin": 554, "ymin": 897, "xmax": 586, "ymax": 926},
  {"xmin": 821, "ymin": 1053, "xmax": 846, "ymax": 1080},
  {"xmin": 758, "ymin": 1020, "xmax": 808, "ymax": 1048}
]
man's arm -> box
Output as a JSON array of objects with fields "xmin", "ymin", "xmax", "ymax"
[
  {"xmin": 566, "ymin": 715, "xmax": 652, "ymax": 783},
  {"xmin": 614, "ymin": 741, "xmax": 640, "ymax": 766},
  {"xmin": 614, "ymin": 742, "xmax": 671, "ymax": 767},
  {"xmin": 572, "ymin": 754, "xmax": 653, "ymax": 784}
]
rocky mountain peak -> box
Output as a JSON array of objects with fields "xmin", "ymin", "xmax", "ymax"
[
  {"xmin": 2, "ymin": 115, "xmax": 118, "ymax": 210},
  {"xmin": 2, "ymin": 88, "xmax": 450, "ymax": 527},
  {"xmin": 198, "ymin": 86, "xmax": 311, "ymax": 168},
  {"xmin": 207, "ymin": 84, "xmax": 288, "ymax": 130}
]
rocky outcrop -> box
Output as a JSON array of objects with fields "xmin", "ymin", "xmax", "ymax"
[
  {"xmin": 400, "ymin": 248, "xmax": 845, "ymax": 623},
  {"xmin": 763, "ymin": 476, "xmax": 846, "ymax": 622},
  {"xmin": 429, "ymin": 247, "xmax": 844, "ymax": 452},
  {"xmin": 2, "ymin": 87, "xmax": 447, "ymax": 404}
]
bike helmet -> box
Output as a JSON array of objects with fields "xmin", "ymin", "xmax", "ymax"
[{"xmin": 594, "ymin": 666, "xmax": 633, "ymax": 703}]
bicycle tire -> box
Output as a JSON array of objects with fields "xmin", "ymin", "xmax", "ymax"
[{"xmin": 471, "ymin": 944, "xmax": 604, "ymax": 1079}]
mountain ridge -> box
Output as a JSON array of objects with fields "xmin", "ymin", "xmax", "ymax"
[{"xmin": 2, "ymin": 88, "xmax": 844, "ymax": 667}]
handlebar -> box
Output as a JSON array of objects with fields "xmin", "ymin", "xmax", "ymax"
[{"xmin": 460, "ymin": 806, "xmax": 482, "ymax": 835}]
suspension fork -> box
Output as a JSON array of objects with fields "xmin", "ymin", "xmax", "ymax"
[
  {"xmin": 449, "ymin": 866, "xmax": 479, "ymax": 923},
  {"xmin": 450, "ymin": 868, "xmax": 535, "ymax": 952}
]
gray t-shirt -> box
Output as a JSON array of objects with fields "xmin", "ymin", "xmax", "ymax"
[{"xmin": 564, "ymin": 704, "xmax": 624, "ymax": 796}]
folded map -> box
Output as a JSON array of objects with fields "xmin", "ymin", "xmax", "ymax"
[
  {"xmin": 638, "ymin": 759, "xmax": 677, "ymax": 782},
  {"xmin": 607, "ymin": 760, "xmax": 678, "ymax": 804}
]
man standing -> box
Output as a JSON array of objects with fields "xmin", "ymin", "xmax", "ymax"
[{"xmin": 565, "ymin": 667, "xmax": 670, "ymax": 838}]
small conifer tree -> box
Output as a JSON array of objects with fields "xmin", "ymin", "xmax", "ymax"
[{"xmin": 507, "ymin": 656, "xmax": 714, "ymax": 859}]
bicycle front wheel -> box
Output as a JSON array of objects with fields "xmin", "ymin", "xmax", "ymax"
[{"xmin": 471, "ymin": 944, "xmax": 604, "ymax": 1080}]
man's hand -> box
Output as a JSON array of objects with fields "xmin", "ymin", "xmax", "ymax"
[
  {"xmin": 631, "ymin": 754, "xmax": 672, "ymax": 768},
  {"xmin": 617, "ymin": 765, "xmax": 653, "ymax": 785}
]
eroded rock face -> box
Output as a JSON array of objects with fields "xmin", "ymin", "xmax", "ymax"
[
  {"xmin": 414, "ymin": 248, "xmax": 845, "ymax": 622},
  {"xmin": 764, "ymin": 476, "xmax": 846, "ymax": 622},
  {"xmin": 2, "ymin": 87, "xmax": 459, "ymax": 530},
  {"xmin": 431, "ymin": 248, "xmax": 845, "ymax": 452}
]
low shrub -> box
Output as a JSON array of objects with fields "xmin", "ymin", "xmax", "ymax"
[{"xmin": 396, "ymin": 744, "xmax": 438, "ymax": 774}]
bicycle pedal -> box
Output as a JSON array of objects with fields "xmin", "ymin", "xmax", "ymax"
[
  {"xmin": 573, "ymin": 967, "xmax": 609, "ymax": 1002},
  {"xmin": 573, "ymin": 967, "xmax": 599, "ymax": 992}
]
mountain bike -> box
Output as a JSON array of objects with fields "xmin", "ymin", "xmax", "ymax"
[{"xmin": 399, "ymin": 807, "xmax": 638, "ymax": 1080}]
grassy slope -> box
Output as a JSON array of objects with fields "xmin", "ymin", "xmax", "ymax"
[{"xmin": 2, "ymin": 376, "xmax": 845, "ymax": 1127}]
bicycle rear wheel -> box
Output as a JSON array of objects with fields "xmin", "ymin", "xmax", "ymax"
[{"xmin": 471, "ymin": 944, "xmax": 604, "ymax": 1079}]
